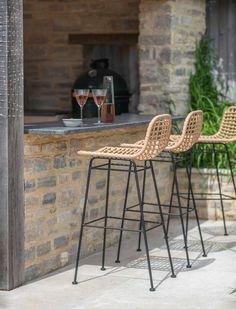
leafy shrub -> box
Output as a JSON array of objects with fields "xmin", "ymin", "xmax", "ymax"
[{"xmin": 188, "ymin": 35, "xmax": 236, "ymax": 169}]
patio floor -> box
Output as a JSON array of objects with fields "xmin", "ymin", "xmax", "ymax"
[{"xmin": 1, "ymin": 219, "xmax": 236, "ymax": 309}]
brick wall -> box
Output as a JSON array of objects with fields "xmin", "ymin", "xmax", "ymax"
[
  {"xmin": 24, "ymin": 0, "xmax": 140, "ymax": 112},
  {"xmin": 24, "ymin": 0, "xmax": 206, "ymax": 116},
  {"xmin": 24, "ymin": 127, "xmax": 172, "ymax": 282},
  {"xmin": 177, "ymin": 168, "xmax": 236, "ymax": 221},
  {"xmin": 139, "ymin": 0, "xmax": 206, "ymax": 115}
]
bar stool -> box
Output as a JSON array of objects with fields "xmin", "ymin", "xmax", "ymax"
[
  {"xmin": 72, "ymin": 114, "xmax": 176, "ymax": 292},
  {"xmin": 120, "ymin": 111, "xmax": 207, "ymax": 268},
  {"xmin": 189, "ymin": 106, "xmax": 236, "ymax": 235}
]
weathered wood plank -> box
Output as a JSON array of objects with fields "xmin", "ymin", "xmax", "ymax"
[
  {"xmin": 207, "ymin": 0, "xmax": 236, "ymax": 85},
  {"xmin": 68, "ymin": 33, "xmax": 139, "ymax": 45},
  {"xmin": 0, "ymin": 0, "xmax": 24, "ymax": 290}
]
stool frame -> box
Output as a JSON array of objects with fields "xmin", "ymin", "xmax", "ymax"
[
  {"xmin": 120, "ymin": 111, "xmax": 207, "ymax": 266},
  {"xmin": 72, "ymin": 157, "xmax": 176, "ymax": 292},
  {"xmin": 72, "ymin": 114, "xmax": 176, "ymax": 291},
  {"xmin": 181, "ymin": 106, "xmax": 236, "ymax": 235}
]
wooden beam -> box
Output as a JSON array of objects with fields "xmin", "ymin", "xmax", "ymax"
[
  {"xmin": 68, "ymin": 33, "xmax": 139, "ymax": 46},
  {"xmin": 0, "ymin": 0, "xmax": 24, "ymax": 290}
]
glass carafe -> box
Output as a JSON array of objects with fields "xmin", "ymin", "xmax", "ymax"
[{"xmin": 101, "ymin": 76, "xmax": 115, "ymax": 123}]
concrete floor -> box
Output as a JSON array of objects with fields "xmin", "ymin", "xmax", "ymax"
[{"xmin": 1, "ymin": 219, "xmax": 236, "ymax": 309}]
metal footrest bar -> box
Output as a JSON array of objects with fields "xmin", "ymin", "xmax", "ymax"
[
  {"xmin": 83, "ymin": 215, "xmax": 162, "ymax": 233},
  {"xmin": 162, "ymin": 209, "xmax": 194, "ymax": 216},
  {"xmin": 125, "ymin": 203, "xmax": 194, "ymax": 216},
  {"xmin": 126, "ymin": 202, "xmax": 194, "ymax": 211},
  {"xmin": 177, "ymin": 192, "xmax": 236, "ymax": 201},
  {"xmin": 91, "ymin": 160, "xmax": 150, "ymax": 173}
]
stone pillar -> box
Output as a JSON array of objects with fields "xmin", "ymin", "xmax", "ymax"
[
  {"xmin": 139, "ymin": 0, "xmax": 206, "ymax": 115},
  {"xmin": 139, "ymin": 0, "xmax": 172, "ymax": 115},
  {"xmin": 0, "ymin": 0, "xmax": 24, "ymax": 290},
  {"xmin": 169, "ymin": 0, "xmax": 206, "ymax": 115}
]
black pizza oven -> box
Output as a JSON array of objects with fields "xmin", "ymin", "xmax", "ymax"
[{"xmin": 72, "ymin": 58, "xmax": 131, "ymax": 118}]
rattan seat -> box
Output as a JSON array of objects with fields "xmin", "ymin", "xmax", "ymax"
[
  {"xmin": 198, "ymin": 106, "xmax": 236, "ymax": 144},
  {"xmin": 77, "ymin": 114, "xmax": 172, "ymax": 160},
  {"xmin": 120, "ymin": 110, "xmax": 203, "ymax": 153}
]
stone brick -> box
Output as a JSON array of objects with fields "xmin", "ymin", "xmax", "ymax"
[
  {"xmin": 37, "ymin": 241, "xmax": 51, "ymax": 257},
  {"xmin": 25, "ymin": 158, "xmax": 52, "ymax": 173},
  {"xmin": 139, "ymin": 47, "xmax": 150, "ymax": 61},
  {"xmin": 175, "ymin": 68, "xmax": 186, "ymax": 76},
  {"xmin": 60, "ymin": 252, "xmax": 69, "ymax": 266},
  {"xmin": 155, "ymin": 15, "xmax": 171, "ymax": 28},
  {"xmin": 25, "ymin": 195, "xmax": 40, "ymax": 207},
  {"xmin": 24, "ymin": 247, "xmax": 36, "ymax": 262},
  {"xmin": 59, "ymin": 173, "xmax": 71, "ymax": 184},
  {"xmin": 42, "ymin": 192, "xmax": 56, "ymax": 205},
  {"xmin": 54, "ymin": 235, "xmax": 69, "ymax": 249},
  {"xmin": 24, "ymin": 144, "xmax": 41, "ymax": 154},
  {"xmin": 72, "ymin": 230, "xmax": 80, "ymax": 241},
  {"xmin": 25, "ymin": 265, "xmax": 41, "ymax": 282},
  {"xmin": 25, "ymin": 221, "xmax": 45, "ymax": 242},
  {"xmin": 54, "ymin": 155, "xmax": 67, "ymax": 169},
  {"xmin": 90, "ymin": 208, "xmax": 98, "ymax": 219},
  {"xmin": 159, "ymin": 47, "xmax": 171, "ymax": 64},
  {"xmin": 38, "ymin": 176, "xmax": 57, "ymax": 188},
  {"xmin": 41, "ymin": 143, "xmax": 55, "ymax": 153},
  {"xmin": 25, "ymin": 179, "xmax": 36, "ymax": 192},
  {"xmin": 61, "ymin": 188, "xmax": 76, "ymax": 207},
  {"xmin": 56, "ymin": 142, "xmax": 67, "ymax": 151},
  {"xmin": 58, "ymin": 211, "xmax": 71, "ymax": 223},
  {"xmin": 42, "ymin": 255, "xmax": 61, "ymax": 274},
  {"xmin": 140, "ymin": 35, "xmax": 171, "ymax": 46},
  {"xmin": 96, "ymin": 179, "xmax": 106, "ymax": 190},
  {"xmin": 72, "ymin": 171, "xmax": 81, "ymax": 181},
  {"xmin": 88, "ymin": 196, "xmax": 98, "ymax": 205}
]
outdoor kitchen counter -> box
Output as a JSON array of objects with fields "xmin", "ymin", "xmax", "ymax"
[
  {"xmin": 24, "ymin": 114, "xmax": 183, "ymax": 135},
  {"xmin": 23, "ymin": 113, "xmax": 182, "ymax": 283}
]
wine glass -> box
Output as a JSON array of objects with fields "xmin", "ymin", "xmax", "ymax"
[
  {"xmin": 74, "ymin": 89, "xmax": 90, "ymax": 125},
  {"xmin": 92, "ymin": 89, "xmax": 107, "ymax": 124}
]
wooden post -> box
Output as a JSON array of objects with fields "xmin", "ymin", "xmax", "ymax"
[{"xmin": 0, "ymin": 0, "xmax": 24, "ymax": 290}]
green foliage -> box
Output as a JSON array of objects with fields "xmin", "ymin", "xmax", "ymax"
[{"xmin": 188, "ymin": 35, "xmax": 236, "ymax": 169}]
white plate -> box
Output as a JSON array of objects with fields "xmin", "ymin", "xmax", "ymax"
[{"xmin": 62, "ymin": 119, "xmax": 82, "ymax": 127}]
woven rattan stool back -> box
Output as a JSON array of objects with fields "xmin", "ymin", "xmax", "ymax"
[
  {"xmin": 135, "ymin": 114, "xmax": 171, "ymax": 160},
  {"xmin": 216, "ymin": 106, "xmax": 236, "ymax": 141},
  {"xmin": 170, "ymin": 110, "xmax": 203, "ymax": 153}
]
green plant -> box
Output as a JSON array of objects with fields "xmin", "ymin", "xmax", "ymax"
[{"xmin": 188, "ymin": 35, "xmax": 236, "ymax": 169}]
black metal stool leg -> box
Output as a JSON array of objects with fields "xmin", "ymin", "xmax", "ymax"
[
  {"xmin": 149, "ymin": 160, "xmax": 176, "ymax": 278},
  {"xmin": 115, "ymin": 161, "xmax": 132, "ymax": 263},
  {"xmin": 225, "ymin": 144, "xmax": 236, "ymax": 195},
  {"xmin": 137, "ymin": 161, "xmax": 147, "ymax": 252},
  {"xmin": 72, "ymin": 158, "xmax": 94, "ymax": 285},
  {"xmin": 171, "ymin": 154, "xmax": 191, "ymax": 268},
  {"xmin": 101, "ymin": 159, "xmax": 111, "ymax": 271},
  {"xmin": 133, "ymin": 161, "xmax": 155, "ymax": 292},
  {"xmin": 185, "ymin": 152, "xmax": 207, "ymax": 257},
  {"xmin": 185, "ymin": 151, "xmax": 192, "ymax": 245},
  {"xmin": 212, "ymin": 144, "xmax": 228, "ymax": 236},
  {"xmin": 166, "ymin": 170, "xmax": 176, "ymax": 235}
]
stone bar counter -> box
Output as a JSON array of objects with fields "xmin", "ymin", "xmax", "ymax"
[{"xmin": 24, "ymin": 114, "xmax": 182, "ymax": 282}]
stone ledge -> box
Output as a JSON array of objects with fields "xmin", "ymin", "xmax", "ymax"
[{"xmin": 24, "ymin": 114, "xmax": 183, "ymax": 136}]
